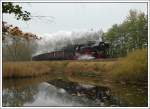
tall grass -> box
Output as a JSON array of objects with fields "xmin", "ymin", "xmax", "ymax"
[
  {"xmin": 3, "ymin": 61, "xmax": 50, "ymax": 78},
  {"xmin": 3, "ymin": 61, "xmax": 68, "ymax": 78},
  {"xmin": 65, "ymin": 61, "xmax": 114, "ymax": 77},
  {"xmin": 3, "ymin": 48, "xmax": 148, "ymax": 85},
  {"xmin": 111, "ymin": 48, "xmax": 148, "ymax": 84}
]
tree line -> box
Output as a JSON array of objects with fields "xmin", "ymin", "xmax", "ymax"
[{"xmin": 102, "ymin": 10, "xmax": 148, "ymax": 58}]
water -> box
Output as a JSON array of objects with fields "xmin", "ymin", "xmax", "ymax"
[{"xmin": 2, "ymin": 74, "xmax": 147, "ymax": 107}]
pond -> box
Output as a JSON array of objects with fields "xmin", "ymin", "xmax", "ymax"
[{"xmin": 2, "ymin": 73, "xmax": 147, "ymax": 107}]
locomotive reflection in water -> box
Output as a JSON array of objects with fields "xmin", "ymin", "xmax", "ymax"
[{"xmin": 32, "ymin": 41, "xmax": 109, "ymax": 61}]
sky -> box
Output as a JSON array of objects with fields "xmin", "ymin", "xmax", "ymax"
[{"xmin": 3, "ymin": 2, "xmax": 147, "ymax": 35}]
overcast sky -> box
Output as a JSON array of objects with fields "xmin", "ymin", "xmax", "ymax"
[{"xmin": 3, "ymin": 3, "xmax": 147, "ymax": 35}]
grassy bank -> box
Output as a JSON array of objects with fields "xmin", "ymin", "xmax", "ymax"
[
  {"xmin": 3, "ymin": 61, "xmax": 68, "ymax": 78},
  {"xmin": 111, "ymin": 48, "xmax": 148, "ymax": 84},
  {"xmin": 3, "ymin": 48, "xmax": 148, "ymax": 85}
]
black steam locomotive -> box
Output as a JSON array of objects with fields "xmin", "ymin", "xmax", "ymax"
[{"xmin": 32, "ymin": 41, "xmax": 109, "ymax": 61}]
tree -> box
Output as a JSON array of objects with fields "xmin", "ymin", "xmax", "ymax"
[
  {"xmin": 2, "ymin": 2, "xmax": 31, "ymax": 21},
  {"xmin": 103, "ymin": 9, "xmax": 148, "ymax": 58},
  {"xmin": 2, "ymin": 3, "xmax": 41, "ymax": 61},
  {"xmin": 2, "ymin": 23, "xmax": 40, "ymax": 61}
]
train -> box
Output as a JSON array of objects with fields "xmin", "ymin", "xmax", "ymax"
[{"xmin": 32, "ymin": 41, "xmax": 109, "ymax": 61}]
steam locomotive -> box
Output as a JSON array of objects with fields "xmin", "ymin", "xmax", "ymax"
[{"xmin": 32, "ymin": 41, "xmax": 109, "ymax": 61}]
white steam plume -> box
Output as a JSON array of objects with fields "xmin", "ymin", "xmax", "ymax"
[{"xmin": 34, "ymin": 29, "xmax": 103, "ymax": 56}]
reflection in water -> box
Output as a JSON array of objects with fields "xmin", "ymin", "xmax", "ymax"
[
  {"xmin": 3, "ymin": 77, "xmax": 123, "ymax": 107},
  {"xmin": 2, "ymin": 74, "xmax": 147, "ymax": 107},
  {"xmin": 24, "ymin": 82, "xmax": 84, "ymax": 106},
  {"xmin": 48, "ymin": 79, "xmax": 123, "ymax": 106},
  {"xmin": 66, "ymin": 71, "xmax": 148, "ymax": 107},
  {"xmin": 3, "ymin": 86, "xmax": 38, "ymax": 107}
]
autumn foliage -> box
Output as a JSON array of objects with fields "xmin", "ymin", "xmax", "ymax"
[{"xmin": 2, "ymin": 21, "xmax": 41, "ymax": 41}]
